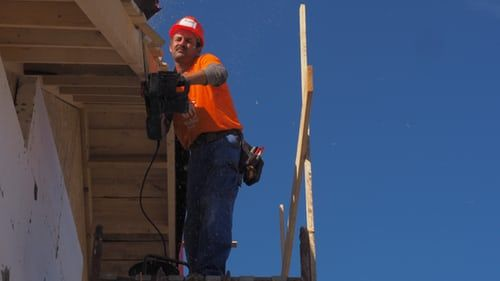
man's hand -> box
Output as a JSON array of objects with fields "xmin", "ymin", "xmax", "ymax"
[
  {"xmin": 182, "ymin": 100, "xmax": 197, "ymax": 119},
  {"xmin": 177, "ymin": 74, "xmax": 188, "ymax": 86}
]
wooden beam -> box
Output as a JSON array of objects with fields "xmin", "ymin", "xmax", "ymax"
[
  {"xmin": 101, "ymin": 241, "xmax": 164, "ymax": 260},
  {"xmin": 86, "ymin": 111, "xmax": 145, "ymax": 130},
  {"xmin": 80, "ymin": 109, "xmax": 95, "ymax": 280},
  {"xmin": 90, "ymin": 225, "xmax": 103, "ymax": 281},
  {"xmin": 0, "ymin": 1, "xmax": 95, "ymax": 30},
  {"xmin": 74, "ymin": 0, "xmax": 145, "ymax": 77},
  {"xmin": 84, "ymin": 104, "xmax": 144, "ymax": 113},
  {"xmin": 101, "ymin": 233, "xmax": 164, "ymax": 242},
  {"xmin": 25, "ymin": 63, "xmax": 135, "ymax": 76},
  {"xmin": 304, "ymin": 154, "xmax": 317, "ymax": 281},
  {"xmin": 73, "ymin": 95, "xmax": 143, "ymax": 104},
  {"xmin": 92, "ymin": 178, "xmax": 166, "ymax": 198},
  {"xmin": 279, "ymin": 204, "xmax": 285, "ymax": 260},
  {"xmin": 299, "ymin": 227, "xmax": 312, "ymax": 281},
  {"xmin": 121, "ymin": 0, "xmax": 142, "ymax": 16},
  {"xmin": 60, "ymin": 87, "xmax": 140, "ymax": 96},
  {"xmin": 92, "ymin": 197, "xmax": 168, "ymax": 234},
  {"xmin": 42, "ymin": 75, "xmax": 140, "ymax": 87},
  {"xmin": 40, "ymin": 85, "xmax": 84, "ymax": 109},
  {"xmin": 282, "ymin": 4, "xmax": 314, "ymax": 278},
  {"xmin": 88, "ymin": 158, "xmax": 167, "ymax": 169},
  {"xmin": 89, "ymin": 128, "xmax": 164, "ymax": 156},
  {"xmin": 0, "ymin": 27, "xmax": 111, "ymax": 49},
  {"xmin": 11, "ymin": 0, "xmax": 73, "ymax": 2},
  {"xmin": 0, "ymin": 47, "xmax": 124, "ymax": 65}
]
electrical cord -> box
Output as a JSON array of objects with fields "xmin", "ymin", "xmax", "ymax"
[
  {"xmin": 139, "ymin": 139, "xmax": 167, "ymax": 256},
  {"xmin": 139, "ymin": 139, "xmax": 190, "ymax": 271}
]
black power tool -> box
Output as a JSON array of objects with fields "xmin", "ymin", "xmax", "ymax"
[{"xmin": 143, "ymin": 71, "xmax": 190, "ymax": 140}]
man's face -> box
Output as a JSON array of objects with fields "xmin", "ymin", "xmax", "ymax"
[{"xmin": 169, "ymin": 30, "xmax": 201, "ymax": 63}]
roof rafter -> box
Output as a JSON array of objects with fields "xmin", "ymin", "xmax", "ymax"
[{"xmin": 74, "ymin": 0, "xmax": 146, "ymax": 78}]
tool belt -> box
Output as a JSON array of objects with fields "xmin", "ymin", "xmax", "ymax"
[
  {"xmin": 239, "ymin": 140, "xmax": 264, "ymax": 186},
  {"xmin": 190, "ymin": 129, "xmax": 242, "ymax": 149}
]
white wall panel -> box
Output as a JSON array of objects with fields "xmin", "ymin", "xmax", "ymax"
[
  {"xmin": 0, "ymin": 53, "xmax": 32, "ymax": 281},
  {"xmin": 0, "ymin": 55, "xmax": 82, "ymax": 281}
]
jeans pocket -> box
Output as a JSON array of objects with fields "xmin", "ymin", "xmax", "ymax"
[{"xmin": 224, "ymin": 133, "xmax": 241, "ymax": 148}]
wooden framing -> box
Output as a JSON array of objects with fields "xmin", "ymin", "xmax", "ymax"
[
  {"xmin": 60, "ymin": 87, "xmax": 140, "ymax": 96},
  {"xmin": 279, "ymin": 204, "xmax": 285, "ymax": 259},
  {"xmin": 0, "ymin": 1, "xmax": 171, "ymax": 279},
  {"xmin": 72, "ymin": 95, "xmax": 143, "ymax": 104},
  {"xmin": 74, "ymin": 0, "xmax": 145, "ymax": 77},
  {"xmin": 2, "ymin": 1, "xmax": 315, "ymax": 279},
  {"xmin": 0, "ymin": 47, "xmax": 125, "ymax": 64},
  {"xmin": 0, "ymin": 27, "xmax": 111, "ymax": 49},
  {"xmin": 281, "ymin": 5, "xmax": 317, "ymax": 281},
  {"xmin": 0, "ymin": 1, "xmax": 95, "ymax": 30},
  {"xmin": 42, "ymin": 75, "xmax": 141, "ymax": 87}
]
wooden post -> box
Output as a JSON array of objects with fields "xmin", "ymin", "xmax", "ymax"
[
  {"xmin": 279, "ymin": 204, "xmax": 285, "ymax": 259},
  {"xmin": 299, "ymin": 227, "xmax": 312, "ymax": 281},
  {"xmin": 304, "ymin": 150, "xmax": 317, "ymax": 281},
  {"xmin": 304, "ymin": 65, "xmax": 317, "ymax": 281},
  {"xmin": 90, "ymin": 225, "xmax": 103, "ymax": 281},
  {"xmin": 80, "ymin": 108, "xmax": 94, "ymax": 281},
  {"xmin": 281, "ymin": 4, "xmax": 314, "ymax": 278}
]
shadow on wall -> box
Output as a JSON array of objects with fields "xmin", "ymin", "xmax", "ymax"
[{"xmin": 1, "ymin": 266, "xmax": 10, "ymax": 281}]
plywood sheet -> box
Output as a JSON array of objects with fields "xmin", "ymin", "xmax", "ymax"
[
  {"xmin": 26, "ymin": 85, "xmax": 84, "ymax": 281},
  {"xmin": 42, "ymin": 89, "xmax": 88, "ymax": 279},
  {"xmin": 0, "ymin": 53, "xmax": 35, "ymax": 281}
]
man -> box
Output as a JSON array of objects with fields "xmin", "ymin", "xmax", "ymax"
[{"xmin": 168, "ymin": 16, "xmax": 243, "ymax": 279}]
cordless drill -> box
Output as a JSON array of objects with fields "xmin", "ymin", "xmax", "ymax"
[{"xmin": 142, "ymin": 71, "xmax": 190, "ymax": 140}]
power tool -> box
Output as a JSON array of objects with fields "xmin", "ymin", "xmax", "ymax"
[{"xmin": 142, "ymin": 71, "xmax": 190, "ymax": 140}]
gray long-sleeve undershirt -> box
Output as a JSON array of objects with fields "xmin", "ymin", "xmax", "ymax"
[{"xmin": 203, "ymin": 63, "xmax": 228, "ymax": 86}]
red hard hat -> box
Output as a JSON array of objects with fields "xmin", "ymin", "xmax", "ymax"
[{"xmin": 169, "ymin": 16, "xmax": 204, "ymax": 47}]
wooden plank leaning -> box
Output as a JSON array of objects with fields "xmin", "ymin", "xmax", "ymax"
[{"xmin": 281, "ymin": 4, "xmax": 315, "ymax": 279}]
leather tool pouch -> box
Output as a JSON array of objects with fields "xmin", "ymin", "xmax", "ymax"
[{"xmin": 239, "ymin": 140, "xmax": 264, "ymax": 186}]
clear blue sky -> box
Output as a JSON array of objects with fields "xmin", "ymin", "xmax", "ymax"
[{"xmin": 150, "ymin": 1, "xmax": 500, "ymax": 280}]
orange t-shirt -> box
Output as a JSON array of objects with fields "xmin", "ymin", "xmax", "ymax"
[{"xmin": 173, "ymin": 53, "xmax": 243, "ymax": 149}]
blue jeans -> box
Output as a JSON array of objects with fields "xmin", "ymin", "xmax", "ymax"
[{"xmin": 184, "ymin": 133, "xmax": 242, "ymax": 275}]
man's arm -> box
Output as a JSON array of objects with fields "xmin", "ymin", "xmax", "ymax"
[{"xmin": 184, "ymin": 63, "xmax": 228, "ymax": 86}]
